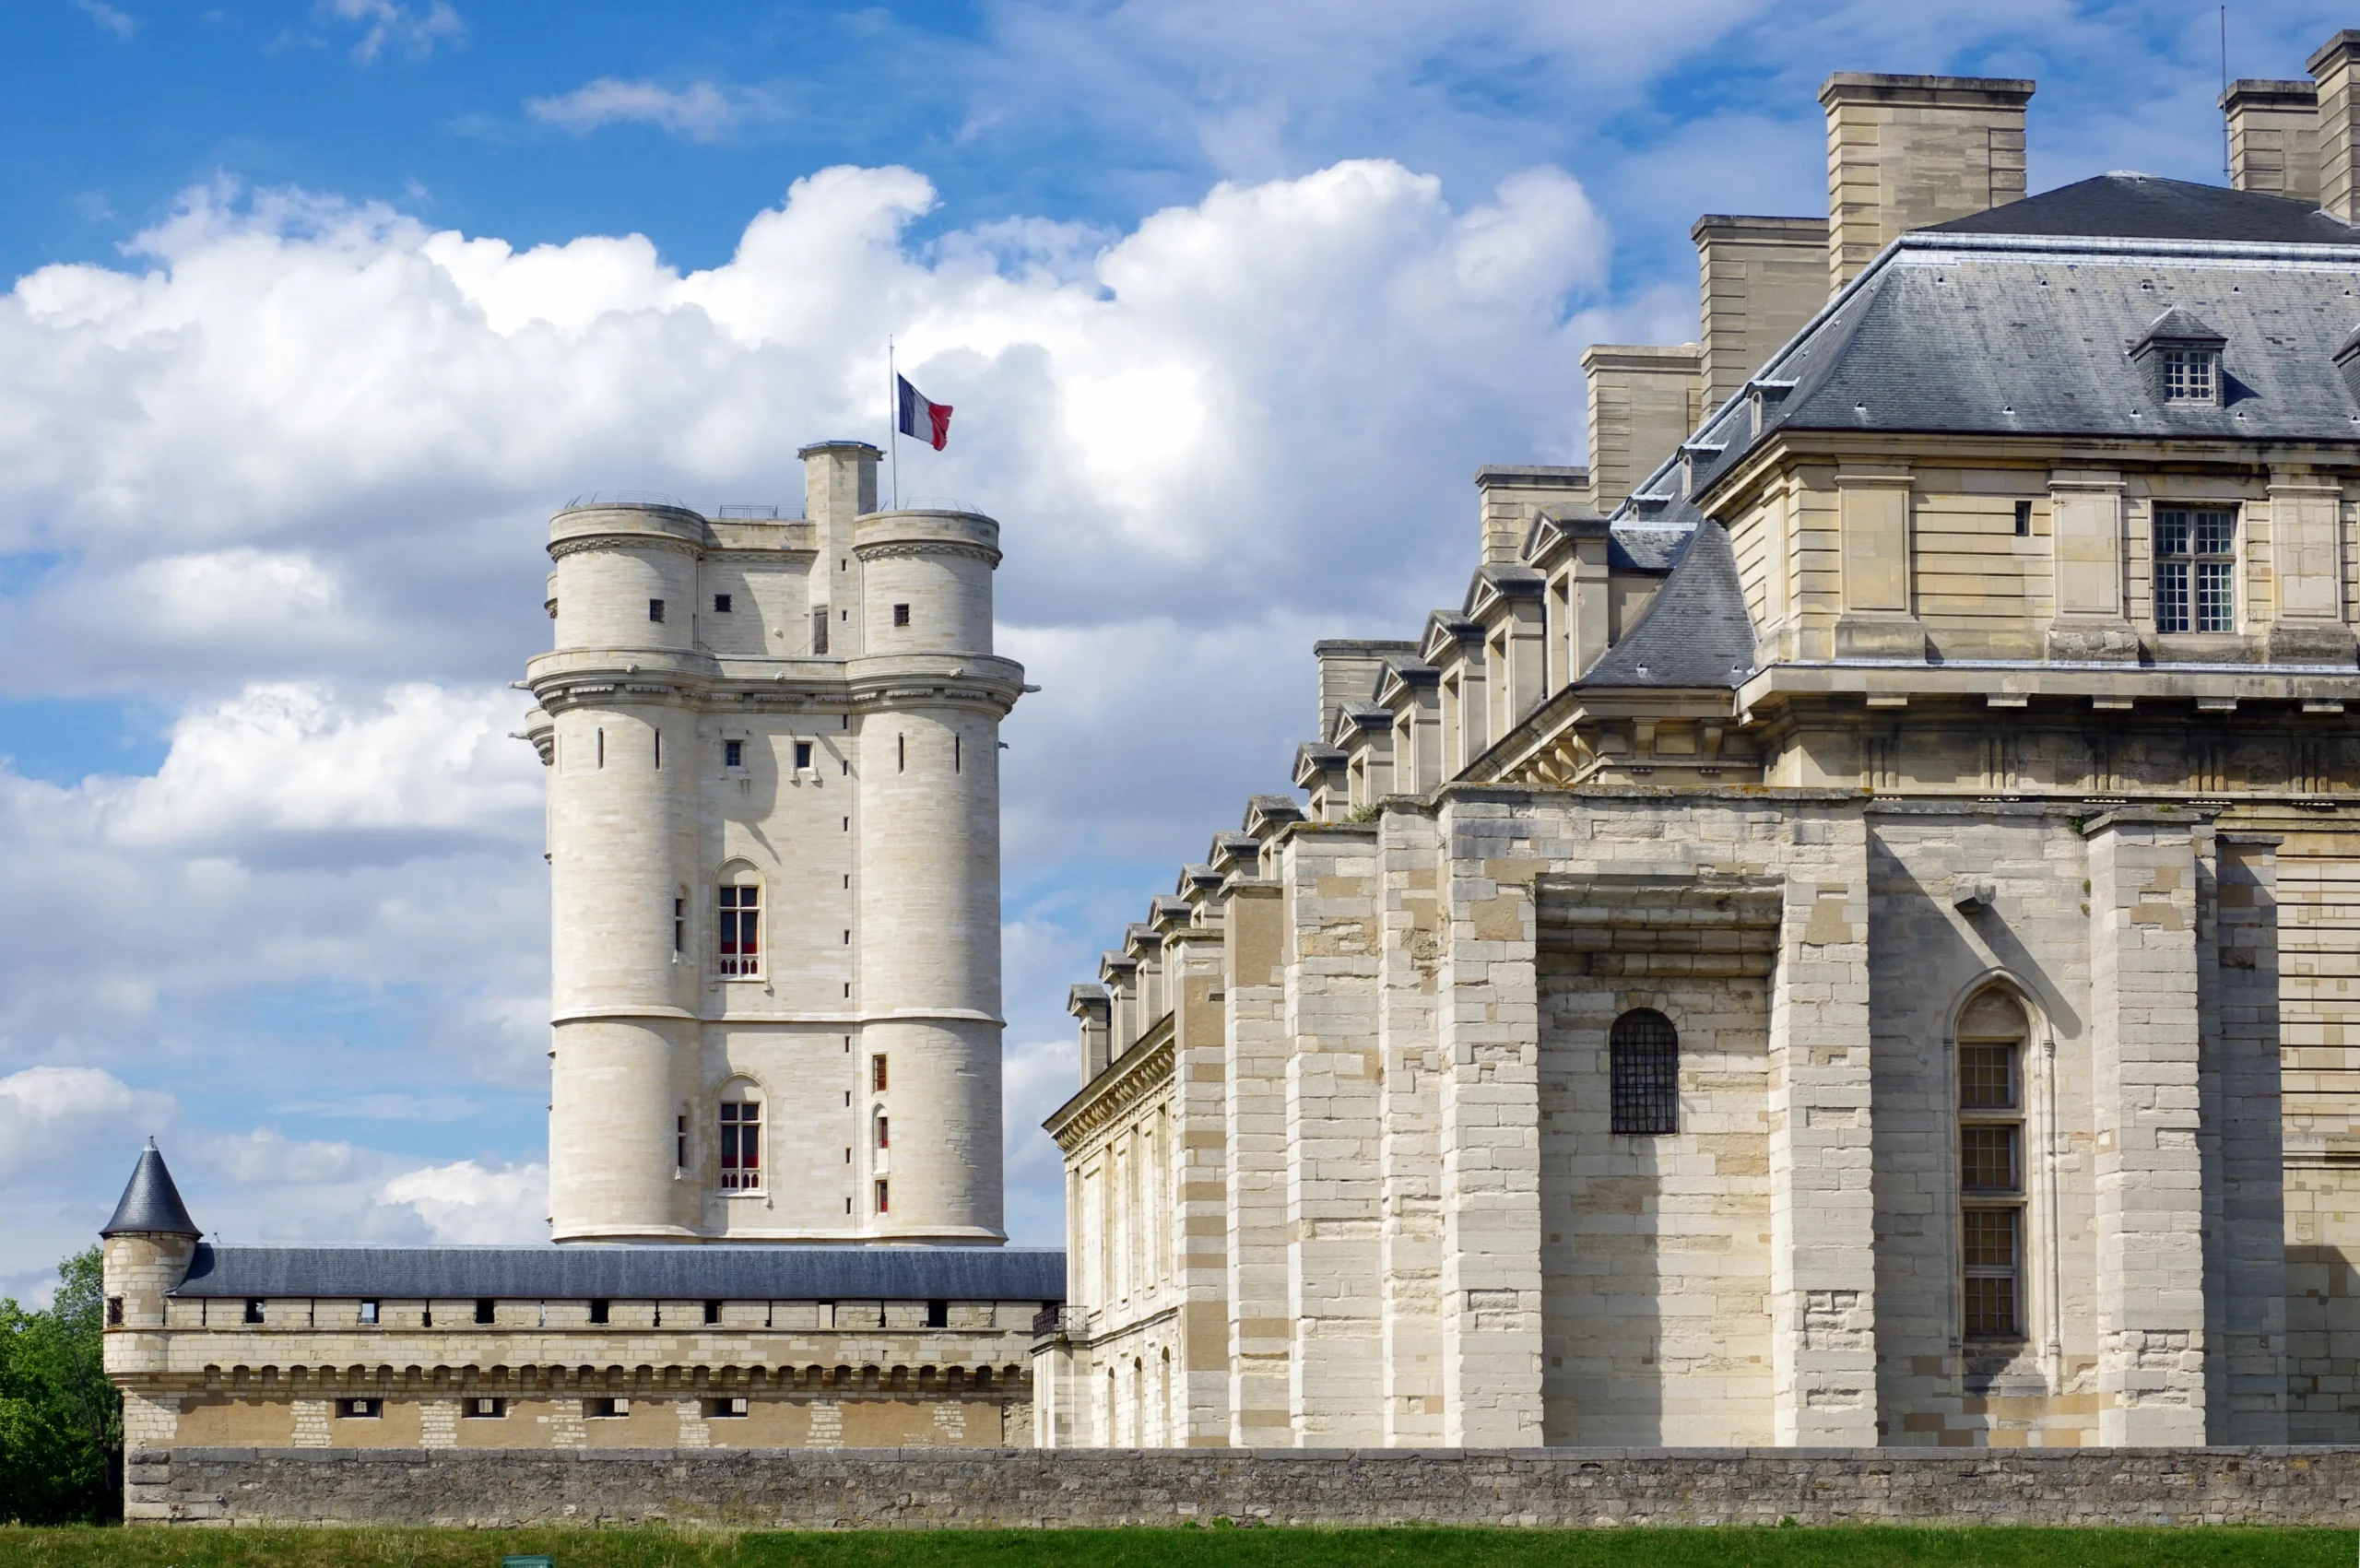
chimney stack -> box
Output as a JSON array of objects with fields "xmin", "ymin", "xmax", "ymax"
[
  {"xmin": 1475, "ymin": 465, "xmax": 1592, "ymax": 566},
  {"xmin": 2311, "ymin": 31, "xmax": 2360, "ymax": 221},
  {"xmin": 2223, "ymin": 79, "xmax": 2321, "ymax": 200},
  {"xmin": 1693, "ymin": 215, "xmax": 1830, "ymax": 418},
  {"xmin": 1582, "ymin": 345, "xmax": 1702, "ymax": 512},
  {"xmin": 1819, "ymin": 73, "xmax": 2035, "ymax": 293}
]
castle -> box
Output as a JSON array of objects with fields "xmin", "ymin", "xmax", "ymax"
[
  {"xmin": 1033, "ymin": 40, "xmax": 2360, "ymax": 1451},
  {"xmin": 96, "ymin": 28, "xmax": 2360, "ymax": 1494},
  {"xmin": 96, "ymin": 445, "xmax": 1063, "ymax": 1476}
]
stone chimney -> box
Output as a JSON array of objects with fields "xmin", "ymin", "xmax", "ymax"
[
  {"xmin": 2311, "ymin": 32, "xmax": 2360, "ymax": 221},
  {"xmin": 2224, "ymin": 79, "xmax": 2321, "ymax": 200},
  {"xmin": 1693, "ymin": 215, "xmax": 1831, "ymax": 417},
  {"xmin": 1475, "ymin": 465, "xmax": 1592, "ymax": 565},
  {"xmin": 1312, "ymin": 640, "xmax": 1417, "ymax": 745},
  {"xmin": 1820, "ymin": 73, "xmax": 2035, "ymax": 293},
  {"xmin": 1582, "ymin": 344, "xmax": 1702, "ymax": 512}
]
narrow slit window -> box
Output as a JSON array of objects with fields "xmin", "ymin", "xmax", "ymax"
[
  {"xmin": 2154, "ymin": 509, "xmax": 2236, "ymax": 633},
  {"xmin": 596, "ymin": 728, "xmax": 605, "ymax": 769},
  {"xmin": 954, "ymin": 735, "xmax": 962, "ymax": 773},
  {"xmin": 677, "ymin": 1113, "xmax": 687, "ymax": 1169},
  {"xmin": 872, "ymin": 1054, "xmax": 889, "ymax": 1093},
  {"xmin": 654, "ymin": 728, "xmax": 661, "ymax": 770},
  {"xmin": 2013, "ymin": 500, "xmax": 2032, "ymax": 536},
  {"xmin": 812, "ymin": 609, "xmax": 829, "ymax": 655},
  {"xmin": 720, "ymin": 1101, "xmax": 761, "ymax": 1190},
  {"xmin": 898, "ymin": 734, "xmax": 905, "ymax": 772},
  {"xmin": 1609, "ymin": 1009, "xmax": 1679, "ymax": 1135},
  {"xmin": 673, "ymin": 896, "xmax": 685, "ymax": 953},
  {"xmin": 876, "ymin": 1113, "xmax": 890, "ymax": 1149},
  {"xmin": 875, "ymin": 1179, "xmax": 890, "ymax": 1214}
]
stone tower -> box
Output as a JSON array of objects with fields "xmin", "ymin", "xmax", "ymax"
[{"xmin": 523, "ymin": 442, "xmax": 1024, "ymax": 1245}]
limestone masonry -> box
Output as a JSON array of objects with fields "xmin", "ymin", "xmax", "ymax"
[
  {"xmin": 99, "ymin": 440, "xmax": 1064, "ymax": 1485},
  {"xmin": 1036, "ymin": 35, "xmax": 2360, "ymax": 1455},
  {"xmin": 99, "ymin": 24, "xmax": 2360, "ymax": 1524}
]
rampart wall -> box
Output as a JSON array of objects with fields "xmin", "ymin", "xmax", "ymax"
[{"xmin": 130, "ymin": 1444, "xmax": 2360, "ymax": 1528}]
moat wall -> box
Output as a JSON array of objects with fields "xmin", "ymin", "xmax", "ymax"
[{"xmin": 129, "ymin": 1445, "xmax": 2360, "ymax": 1528}]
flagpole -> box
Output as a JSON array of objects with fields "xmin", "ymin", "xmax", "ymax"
[{"xmin": 887, "ymin": 336, "xmax": 900, "ymax": 511}]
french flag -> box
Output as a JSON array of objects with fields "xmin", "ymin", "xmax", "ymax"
[{"xmin": 896, "ymin": 374, "xmax": 953, "ymax": 452}]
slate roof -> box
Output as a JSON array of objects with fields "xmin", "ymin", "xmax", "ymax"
[
  {"xmin": 170, "ymin": 1244, "xmax": 1068, "ymax": 1302},
  {"xmin": 102, "ymin": 1142, "xmax": 201, "ymax": 1238},
  {"xmin": 1931, "ymin": 172, "xmax": 2360, "ymax": 245},
  {"xmin": 1577, "ymin": 521, "xmax": 1756, "ymax": 690},
  {"xmin": 1671, "ymin": 230, "xmax": 2360, "ymax": 504}
]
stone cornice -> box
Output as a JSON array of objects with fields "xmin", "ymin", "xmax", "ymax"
[
  {"xmin": 853, "ymin": 539, "xmax": 1003, "ymax": 568},
  {"xmin": 1043, "ymin": 1030, "xmax": 1174, "ymax": 1150},
  {"xmin": 548, "ymin": 531, "xmax": 702, "ymax": 562}
]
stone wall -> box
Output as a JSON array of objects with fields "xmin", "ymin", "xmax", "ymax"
[{"xmin": 130, "ymin": 1444, "xmax": 2360, "ymax": 1528}]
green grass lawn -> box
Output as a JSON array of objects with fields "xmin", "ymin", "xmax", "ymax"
[{"xmin": 1, "ymin": 1527, "xmax": 2354, "ymax": 1568}]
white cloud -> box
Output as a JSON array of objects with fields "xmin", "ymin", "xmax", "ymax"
[
  {"xmin": 319, "ymin": 0, "xmax": 462, "ymax": 63},
  {"xmin": 381, "ymin": 1159, "xmax": 548, "ymax": 1243},
  {"xmin": 74, "ymin": 0, "xmax": 136, "ymax": 40},
  {"xmin": 0, "ymin": 1067, "xmax": 174, "ymax": 1184},
  {"xmin": 0, "ymin": 153, "xmax": 1617, "ymax": 1267},
  {"xmin": 525, "ymin": 78, "xmax": 763, "ymax": 142}
]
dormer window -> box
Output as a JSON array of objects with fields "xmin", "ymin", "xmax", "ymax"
[
  {"xmin": 2161, "ymin": 349, "xmax": 2216, "ymax": 404},
  {"xmin": 2130, "ymin": 306, "xmax": 2226, "ymax": 409}
]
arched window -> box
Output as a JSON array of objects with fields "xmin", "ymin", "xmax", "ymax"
[
  {"xmin": 1610, "ymin": 1008, "xmax": 1679, "ymax": 1135},
  {"xmin": 1957, "ymin": 990, "xmax": 2029, "ymax": 1339},
  {"xmin": 719, "ymin": 1081, "xmax": 761, "ymax": 1192},
  {"xmin": 717, "ymin": 864, "xmax": 761, "ymax": 977}
]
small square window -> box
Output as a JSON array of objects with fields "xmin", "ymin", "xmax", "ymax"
[
  {"xmin": 359, "ymin": 1301, "xmax": 379, "ymax": 1326},
  {"xmin": 724, "ymin": 739, "xmax": 744, "ymax": 768},
  {"xmin": 704, "ymin": 1299, "xmax": 722, "ymax": 1325},
  {"xmin": 892, "ymin": 603, "xmax": 911, "ymax": 627},
  {"xmin": 714, "ymin": 594, "xmax": 733, "ymax": 613},
  {"xmin": 588, "ymin": 1299, "xmax": 610, "ymax": 1325},
  {"xmin": 795, "ymin": 741, "xmax": 814, "ymax": 770},
  {"xmin": 466, "ymin": 1397, "xmax": 506, "ymax": 1419},
  {"xmin": 649, "ymin": 598, "xmax": 667, "ymax": 623},
  {"xmin": 243, "ymin": 1299, "xmax": 265, "ymax": 1325},
  {"xmin": 106, "ymin": 1296, "xmax": 124, "ymax": 1326},
  {"xmin": 926, "ymin": 1299, "xmax": 948, "ymax": 1328},
  {"xmin": 474, "ymin": 1299, "xmax": 496, "ymax": 1326},
  {"xmin": 339, "ymin": 1397, "xmax": 382, "ymax": 1420}
]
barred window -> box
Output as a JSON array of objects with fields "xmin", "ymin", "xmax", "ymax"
[
  {"xmin": 719, "ymin": 1100, "xmax": 761, "ymax": 1190},
  {"xmin": 1609, "ymin": 1008, "xmax": 1679, "ymax": 1135},
  {"xmin": 2154, "ymin": 509, "xmax": 2236, "ymax": 633}
]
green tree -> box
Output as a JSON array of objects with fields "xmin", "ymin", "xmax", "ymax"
[{"xmin": 0, "ymin": 1246, "xmax": 123, "ymax": 1524}]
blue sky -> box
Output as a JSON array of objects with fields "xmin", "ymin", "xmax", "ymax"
[{"xmin": 0, "ymin": 0, "xmax": 2350, "ymax": 1298}]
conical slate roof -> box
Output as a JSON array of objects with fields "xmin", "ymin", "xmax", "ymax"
[{"xmin": 100, "ymin": 1139, "xmax": 200, "ymax": 1238}]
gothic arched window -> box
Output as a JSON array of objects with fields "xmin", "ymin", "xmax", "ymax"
[{"xmin": 1610, "ymin": 1008, "xmax": 1679, "ymax": 1135}]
